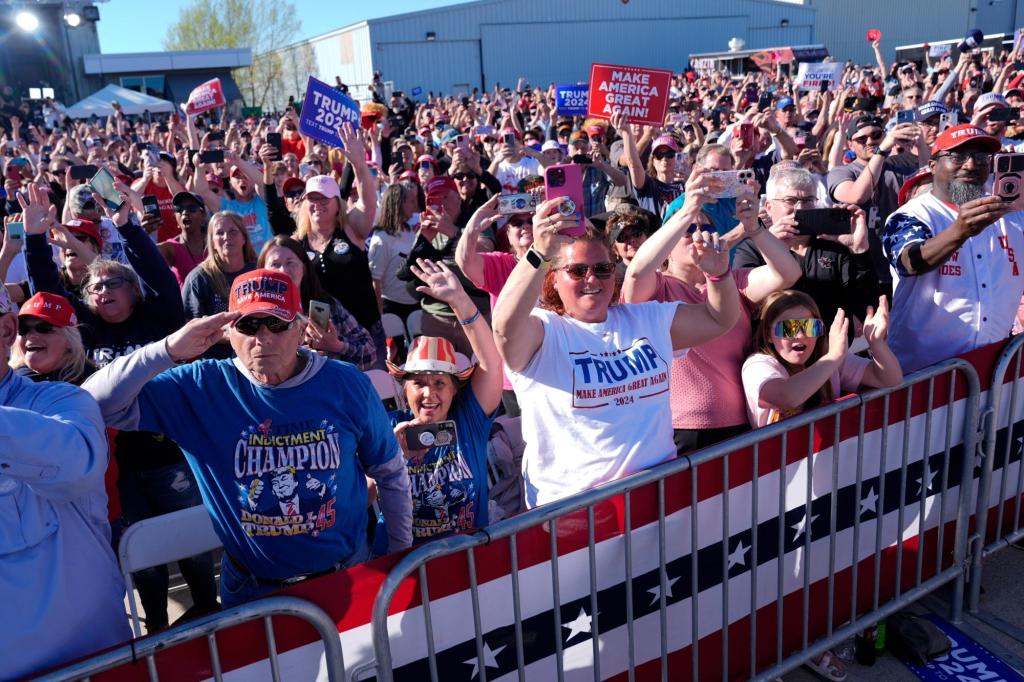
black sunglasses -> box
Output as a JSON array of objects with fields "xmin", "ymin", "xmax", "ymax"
[
  {"xmin": 18, "ymin": 319, "xmax": 57, "ymax": 335},
  {"xmin": 652, "ymin": 149, "xmax": 677, "ymax": 160},
  {"xmin": 234, "ymin": 315, "xmax": 293, "ymax": 336},
  {"xmin": 284, "ymin": 190, "xmax": 303, "ymax": 199},
  {"xmin": 86, "ymin": 276, "xmax": 127, "ymax": 295},
  {"xmin": 452, "ymin": 172, "xmax": 476, "ymax": 181},
  {"xmin": 508, "ymin": 216, "xmax": 533, "ymax": 227},
  {"xmin": 174, "ymin": 204, "xmax": 204, "ymax": 214},
  {"xmin": 562, "ymin": 261, "xmax": 615, "ymax": 280}
]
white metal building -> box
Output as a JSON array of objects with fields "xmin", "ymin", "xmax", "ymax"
[{"xmin": 276, "ymin": 0, "xmax": 816, "ymax": 104}]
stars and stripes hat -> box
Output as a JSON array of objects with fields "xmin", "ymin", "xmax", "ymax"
[{"xmin": 387, "ymin": 336, "xmax": 475, "ymax": 381}]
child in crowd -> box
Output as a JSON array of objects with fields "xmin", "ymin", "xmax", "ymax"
[{"xmin": 742, "ymin": 290, "xmax": 902, "ymax": 427}]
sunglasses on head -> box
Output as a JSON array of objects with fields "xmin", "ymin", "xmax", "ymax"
[
  {"xmin": 561, "ymin": 261, "xmax": 616, "ymax": 280},
  {"xmin": 773, "ymin": 318, "xmax": 825, "ymax": 338},
  {"xmin": 18, "ymin": 319, "xmax": 57, "ymax": 336},
  {"xmin": 234, "ymin": 315, "xmax": 293, "ymax": 336}
]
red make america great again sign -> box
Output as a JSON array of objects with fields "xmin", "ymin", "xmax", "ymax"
[{"xmin": 587, "ymin": 63, "xmax": 673, "ymax": 126}]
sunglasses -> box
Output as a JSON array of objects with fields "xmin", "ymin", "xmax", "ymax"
[
  {"xmin": 615, "ymin": 227, "xmax": 647, "ymax": 243},
  {"xmin": 652, "ymin": 149, "xmax": 677, "ymax": 160},
  {"xmin": 851, "ymin": 131, "xmax": 884, "ymax": 144},
  {"xmin": 174, "ymin": 204, "xmax": 203, "ymax": 214},
  {"xmin": 284, "ymin": 190, "xmax": 303, "ymax": 199},
  {"xmin": 18, "ymin": 320, "xmax": 58, "ymax": 336},
  {"xmin": 452, "ymin": 172, "xmax": 476, "ymax": 181},
  {"xmin": 86, "ymin": 276, "xmax": 127, "ymax": 294},
  {"xmin": 508, "ymin": 216, "xmax": 533, "ymax": 228},
  {"xmin": 234, "ymin": 315, "xmax": 294, "ymax": 336},
  {"xmin": 561, "ymin": 261, "xmax": 616, "ymax": 280},
  {"xmin": 773, "ymin": 318, "xmax": 825, "ymax": 338},
  {"xmin": 419, "ymin": 162, "xmax": 433, "ymax": 170}
]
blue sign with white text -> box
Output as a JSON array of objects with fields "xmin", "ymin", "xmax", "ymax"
[
  {"xmin": 299, "ymin": 76, "xmax": 360, "ymax": 148},
  {"xmin": 411, "ymin": 86, "xmax": 423, "ymax": 97},
  {"xmin": 901, "ymin": 614, "xmax": 1024, "ymax": 682},
  {"xmin": 556, "ymin": 84, "xmax": 589, "ymax": 116}
]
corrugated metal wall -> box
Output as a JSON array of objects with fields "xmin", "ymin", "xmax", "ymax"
[
  {"xmin": 809, "ymin": 0, "xmax": 975, "ymax": 66},
  {"xmin": 365, "ymin": 0, "xmax": 816, "ymax": 93}
]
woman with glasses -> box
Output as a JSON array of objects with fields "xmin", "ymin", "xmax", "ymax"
[
  {"xmin": 84, "ymin": 269, "xmax": 412, "ymax": 607},
  {"xmin": 10, "ymin": 291, "xmax": 94, "ymax": 385},
  {"xmin": 742, "ymin": 290, "xmax": 900, "ymax": 428},
  {"xmin": 182, "ymin": 212, "xmax": 257, "ymax": 359},
  {"xmin": 492, "ymin": 197, "xmax": 740, "ymax": 508},
  {"xmin": 614, "ymin": 111, "xmax": 685, "ymax": 218},
  {"xmin": 623, "ymin": 170, "xmax": 801, "ymax": 455},
  {"xmin": 158, "ymin": 191, "xmax": 208, "ymax": 288},
  {"xmin": 296, "ymin": 140, "xmax": 387, "ymax": 369}
]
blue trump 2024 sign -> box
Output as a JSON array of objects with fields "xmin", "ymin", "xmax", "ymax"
[
  {"xmin": 556, "ymin": 84, "xmax": 589, "ymax": 116},
  {"xmin": 299, "ymin": 76, "xmax": 360, "ymax": 148}
]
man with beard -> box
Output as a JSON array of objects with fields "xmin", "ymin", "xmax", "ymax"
[{"xmin": 883, "ymin": 124, "xmax": 1023, "ymax": 372}]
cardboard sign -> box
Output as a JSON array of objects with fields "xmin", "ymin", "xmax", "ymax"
[
  {"xmin": 587, "ymin": 63, "xmax": 673, "ymax": 126},
  {"xmin": 928, "ymin": 43, "xmax": 953, "ymax": 58},
  {"xmin": 184, "ymin": 78, "xmax": 226, "ymax": 115},
  {"xmin": 556, "ymin": 84, "xmax": 589, "ymax": 116},
  {"xmin": 795, "ymin": 62, "xmax": 844, "ymax": 91},
  {"xmin": 298, "ymin": 76, "xmax": 361, "ymax": 148}
]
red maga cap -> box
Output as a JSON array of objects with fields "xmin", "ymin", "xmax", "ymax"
[
  {"xmin": 425, "ymin": 175, "xmax": 458, "ymax": 198},
  {"xmin": 931, "ymin": 124, "xmax": 1001, "ymax": 155},
  {"xmin": 63, "ymin": 219, "xmax": 102, "ymax": 247},
  {"xmin": 228, "ymin": 269, "xmax": 301, "ymax": 322},
  {"xmin": 19, "ymin": 292, "xmax": 78, "ymax": 327}
]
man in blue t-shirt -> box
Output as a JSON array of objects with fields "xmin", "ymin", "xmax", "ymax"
[{"xmin": 86, "ymin": 269, "xmax": 411, "ymax": 607}]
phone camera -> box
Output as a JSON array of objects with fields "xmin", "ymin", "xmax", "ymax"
[{"xmin": 548, "ymin": 168, "xmax": 565, "ymax": 187}]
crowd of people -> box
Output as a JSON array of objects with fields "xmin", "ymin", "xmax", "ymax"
[{"xmin": 3, "ymin": 34, "xmax": 1024, "ymax": 679}]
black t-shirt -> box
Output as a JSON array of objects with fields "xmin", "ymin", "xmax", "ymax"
[
  {"xmin": 733, "ymin": 237, "xmax": 881, "ymax": 341},
  {"xmin": 304, "ymin": 228, "xmax": 380, "ymax": 330}
]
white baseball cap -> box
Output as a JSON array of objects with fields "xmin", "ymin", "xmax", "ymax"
[{"xmin": 304, "ymin": 174, "xmax": 340, "ymax": 199}]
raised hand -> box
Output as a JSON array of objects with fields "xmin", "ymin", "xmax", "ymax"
[
  {"xmin": 825, "ymin": 309, "xmax": 850, "ymax": 361},
  {"xmin": 410, "ymin": 258, "xmax": 467, "ymax": 305},
  {"xmin": 166, "ymin": 311, "xmax": 241, "ymax": 362},
  {"xmin": 15, "ymin": 183, "xmax": 56, "ymax": 236},
  {"xmin": 862, "ymin": 296, "xmax": 890, "ymax": 347},
  {"xmin": 689, "ymin": 229, "xmax": 729, "ymax": 277}
]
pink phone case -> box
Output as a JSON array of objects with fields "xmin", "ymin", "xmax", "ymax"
[{"xmin": 544, "ymin": 164, "xmax": 585, "ymax": 237}]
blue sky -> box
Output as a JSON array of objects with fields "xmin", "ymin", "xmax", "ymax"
[{"xmin": 96, "ymin": 0, "xmax": 475, "ymax": 53}]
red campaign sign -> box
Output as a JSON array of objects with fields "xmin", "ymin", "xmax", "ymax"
[
  {"xmin": 587, "ymin": 62, "xmax": 673, "ymax": 127},
  {"xmin": 184, "ymin": 78, "xmax": 226, "ymax": 115}
]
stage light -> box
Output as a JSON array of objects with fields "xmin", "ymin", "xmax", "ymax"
[
  {"xmin": 65, "ymin": 12, "xmax": 81, "ymax": 27},
  {"xmin": 15, "ymin": 11, "xmax": 40, "ymax": 32}
]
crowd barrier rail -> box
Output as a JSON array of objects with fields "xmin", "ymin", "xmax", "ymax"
[
  {"xmin": 366, "ymin": 358, "xmax": 982, "ymax": 682},
  {"xmin": 32, "ymin": 596, "xmax": 345, "ymax": 682},
  {"xmin": 36, "ymin": 344, "xmax": 1024, "ymax": 682},
  {"xmin": 969, "ymin": 332, "xmax": 1024, "ymax": 613}
]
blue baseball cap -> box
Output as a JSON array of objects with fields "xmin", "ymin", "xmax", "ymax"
[
  {"xmin": 776, "ymin": 97, "xmax": 795, "ymax": 111},
  {"xmin": 440, "ymin": 128, "xmax": 459, "ymax": 144},
  {"xmin": 917, "ymin": 101, "xmax": 948, "ymax": 121}
]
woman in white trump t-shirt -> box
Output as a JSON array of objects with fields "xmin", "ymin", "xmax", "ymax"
[{"xmin": 492, "ymin": 195, "xmax": 742, "ymax": 508}]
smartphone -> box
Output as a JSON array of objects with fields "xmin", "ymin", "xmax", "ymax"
[
  {"xmin": 993, "ymin": 153, "xmax": 1024, "ymax": 210},
  {"xmin": 207, "ymin": 130, "xmax": 224, "ymax": 142},
  {"xmin": 795, "ymin": 208, "xmax": 852, "ymax": 236},
  {"xmin": 69, "ymin": 164, "xmax": 98, "ymax": 180},
  {"xmin": 145, "ymin": 148, "xmax": 160, "ymax": 167},
  {"xmin": 543, "ymin": 164, "xmax": 585, "ymax": 237},
  {"xmin": 265, "ymin": 132, "xmax": 282, "ymax": 158},
  {"xmin": 405, "ymin": 420, "xmax": 458, "ymax": 449},
  {"xmin": 155, "ymin": 124, "xmax": 169, "ymax": 134},
  {"xmin": 939, "ymin": 111, "xmax": 959, "ymax": 132},
  {"xmin": 6, "ymin": 221, "xmax": 24, "ymax": 241},
  {"xmin": 187, "ymin": 148, "xmax": 200, "ymax": 168},
  {"xmin": 498, "ymin": 193, "xmax": 539, "ymax": 215},
  {"xmin": 704, "ymin": 170, "xmax": 756, "ymax": 199},
  {"xmin": 142, "ymin": 194, "xmax": 161, "ymax": 217},
  {"xmin": 199, "ymin": 149, "xmax": 225, "ymax": 164},
  {"xmin": 134, "ymin": 142, "xmax": 150, "ymax": 153},
  {"xmin": 758, "ymin": 92, "xmax": 773, "ymax": 112},
  {"xmin": 843, "ymin": 96, "xmax": 858, "ymax": 112},
  {"xmin": 738, "ymin": 123, "xmax": 755, "ymax": 148},
  {"xmin": 4, "ymin": 166, "xmax": 20, "ymax": 182},
  {"xmin": 502, "ymin": 132, "xmax": 517, "ymax": 146},
  {"xmin": 308, "ymin": 300, "xmax": 331, "ymax": 331},
  {"xmin": 570, "ymin": 153, "xmax": 593, "ymax": 165},
  {"xmin": 897, "ymin": 109, "xmax": 917, "ymax": 124},
  {"xmin": 989, "ymin": 107, "xmax": 1020, "ymax": 122},
  {"xmin": 819, "ymin": 79, "xmax": 830, "ymax": 93},
  {"xmin": 41, "ymin": 144, "xmax": 52, "ymax": 153},
  {"xmin": 456, "ymin": 134, "xmax": 468, "ymax": 146}
]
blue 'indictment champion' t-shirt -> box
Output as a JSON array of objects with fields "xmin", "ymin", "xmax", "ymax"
[{"xmin": 132, "ymin": 358, "xmax": 398, "ymax": 580}]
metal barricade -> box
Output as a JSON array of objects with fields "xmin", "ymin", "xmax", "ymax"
[
  {"xmin": 33, "ymin": 595, "xmax": 346, "ymax": 682},
  {"xmin": 367, "ymin": 359, "xmax": 981, "ymax": 681},
  {"xmin": 969, "ymin": 333, "xmax": 1024, "ymax": 613}
]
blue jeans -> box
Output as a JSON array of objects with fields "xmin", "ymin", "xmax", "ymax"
[
  {"xmin": 219, "ymin": 536, "xmax": 371, "ymax": 608},
  {"xmin": 117, "ymin": 463, "xmax": 219, "ymax": 629}
]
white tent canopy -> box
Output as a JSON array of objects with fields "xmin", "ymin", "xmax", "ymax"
[{"xmin": 65, "ymin": 84, "xmax": 175, "ymax": 119}]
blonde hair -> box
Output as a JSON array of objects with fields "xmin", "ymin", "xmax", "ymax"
[
  {"xmin": 200, "ymin": 211, "xmax": 257, "ymax": 302},
  {"xmin": 294, "ymin": 196, "xmax": 346, "ymax": 241},
  {"xmin": 11, "ymin": 325, "xmax": 89, "ymax": 384}
]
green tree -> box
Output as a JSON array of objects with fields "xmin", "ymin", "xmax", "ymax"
[{"xmin": 163, "ymin": 0, "xmax": 300, "ymax": 109}]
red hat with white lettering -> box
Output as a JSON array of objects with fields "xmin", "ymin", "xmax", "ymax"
[
  {"xmin": 63, "ymin": 218, "xmax": 102, "ymax": 247},
  {"xmin": 228, "ymin": 269, "xmax": 301, "ymax": 322},
  {"xmin": 18, "ymin": 292, "xmax": 78, "ymax": 327},
  {"xmin": 931, "ymin": 124, "xmax": 1000, "ymax": 155}
]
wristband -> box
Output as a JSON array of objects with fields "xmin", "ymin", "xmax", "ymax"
[
  {"xmin": 458, "ymin": 310, "xmax": 482, "ymax": 326},
  {"xmin": 705, "ymin": 266, "xmax": 732, "ymax": 283}
]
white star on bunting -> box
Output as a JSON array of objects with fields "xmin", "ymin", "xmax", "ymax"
[
  {"xmin": 463, "ymin": 641, "xmax": 506, "ymax": 680},
  {"xmin": 563, "ymin": 607, "xmax": 593, "ymax": 642}
]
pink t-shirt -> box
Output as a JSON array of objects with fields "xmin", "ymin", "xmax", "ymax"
[
  {"xmin": 649, "ymin": 269, "xmax": 755, "ymax": 429},
  {"xmin": 481, "ymin": 252, "xmax": 519, "ymax": 391},
  {"xmin": 741, "ymin": 352, "xmax": 870, "ymax": 428}
]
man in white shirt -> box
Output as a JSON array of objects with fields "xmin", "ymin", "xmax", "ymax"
[
  {"xmin": 487, "ymin": 129, "xmax": 552, "ymax": 194},
  {"xmin": 882, "ymin": 124, "xmax": 1024, "ymax": 372}
]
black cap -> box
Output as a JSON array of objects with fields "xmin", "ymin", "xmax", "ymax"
[{"xmin": 172, "ymin": 191, "xmax": 205, "ymax": 209}]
